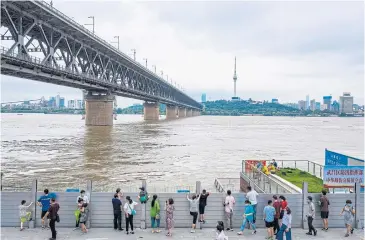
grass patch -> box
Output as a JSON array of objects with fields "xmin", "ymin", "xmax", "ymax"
[{"xmin": 276, "ymin": 168, "xmax": 325, "ymax": 193}]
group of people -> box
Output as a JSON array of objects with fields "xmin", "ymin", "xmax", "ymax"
[
  {"xmin": 17, "ymin": 186, "xmax": 356, "ymax": 239},
  {"xmin": 256, "ymin": 159, "xmax": 278, "ymax": 175}
]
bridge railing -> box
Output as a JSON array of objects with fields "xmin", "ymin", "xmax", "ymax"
[
  {"xmin": 34, "ymin": 0, "xmax": 185, "ymax": 96},
  {"xmin": 241, "ymin": 160, "xmax": 298, "ymax": 194},
  {"xmin": 274, "ymin": 160, "xmax": 324, "ymax": 179}
]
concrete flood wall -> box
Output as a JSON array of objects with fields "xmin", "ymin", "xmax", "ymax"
[{"xmin": 2, "ymin": 190, "xmax": 363, "ymax": 229}]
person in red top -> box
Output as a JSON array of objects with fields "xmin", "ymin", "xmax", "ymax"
[
  {"xmin": 279, "ymin": 196, "xmax": 287, "ymax": 226},
  {"xmin": 272, "ymin": 195, "xmax": 281, "ymax": 235}
]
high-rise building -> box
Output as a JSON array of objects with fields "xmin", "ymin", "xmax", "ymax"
[
  {"xmin": 323, "ymin": 96, "xmax": 332, "ymax": 111},
  {"xmin": 201, "ymin": 93, "xmax": 207, "ymax": 103},
  {"xmin": 55, "ymin": 94, "xmax": 60, "ymax": 108},
  {"xmin": 320, "ymin": 104, "xmax": 328, "ymax": 111},
  {"xmin": 332, "ymin": 100, "xmax": 340, "ymax": 113},
  {"xmin": 298, "ymin": 100, "xmax": 306, "ymax": 110},
  {"xmin": 306, "ymin": 95, "xmax": 310, "ymax": 109},
  {"xmin": 272, "ymin": 99, "xmax": 279, "ymax": 104},
  {"xmin": 76, "ymin": 100, "xmax": 83, "ymax": 109},
  {"xmin": 315, "ymin": 102, "xmax": 321, "ymax": 110},
  {"xmin": 232, "ymin": 57, "xmax": 237, "ymax": 99},
  {"xmin": 59, "ymin": 97, "xmax": 65, "ymax": 108},
  {"xmin": 310, "ymin": 99, "xmax": 316, "ymax": 111},
  {"xmin": 68, "ymin": 100, "xmax": 75, "ymax": 109},
  {"xmin": 48, "ymin": 97, "xmax": 56, "ymax": 108},
  {"xmin": 339, "ymin": 92, "xmax": 354, "ymax": 114}
]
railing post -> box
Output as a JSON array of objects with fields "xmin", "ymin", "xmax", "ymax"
[
  {"xmin": 313, "ymin": 164, "xmax": 315, "ymax": 176},
  {"xmin": 295, "ymin": 161, "xmax": 297, "ymax": 169},
  {"xmin": 140, "ymin": 180, "xmax": 147, "ymax": 229},
  {"xmin": 196, "ymin": 181, "xmax": 201, "ymax": 194},
  {"xmin": 86, "ymin": 180, "xmax": 92, "ymax": 229},
  {"xmin": 320, "ymin": 166, "xmax": 322, "ymax": 178},
  {"xmin": 302, "ymin": 182, "xmax": 308, "ymax": 230},
  {"xmin": 355, "ymin": 183, "xmax": 361, "ymax": 229},
  {"xmin": 29, "ymin": 179, "xmax": 37, "ymax": 228},
  {"xmin": 307, "ymin": 161, "xmax": 310, "ymax": 172}
]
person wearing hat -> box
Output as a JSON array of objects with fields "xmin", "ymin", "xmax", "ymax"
[
  {"xmin": 306, "ymin": 196, "xmax": 317, "ymax": 236},
  {"xmin": 138, "ymin": 187, "xmax": 149, "ymax": 204}
]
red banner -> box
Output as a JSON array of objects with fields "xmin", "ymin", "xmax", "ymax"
[{"xmin": 245, "ymin": 160, "xmax": 267, "ymax": 171}]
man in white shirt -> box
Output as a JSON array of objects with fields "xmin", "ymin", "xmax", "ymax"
[
  {"xmin": 246, "ymin": 186, "xmax": 258, "ymax": 223},
  {"xmin": 224, "ymin": 190, "xmax": 235, "ymax": 231},
  {"xmin": 76, "ymin": 190, "xmax": 89, "ymax": 204}
]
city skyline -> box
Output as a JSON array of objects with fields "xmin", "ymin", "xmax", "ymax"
[{"xmin": 1, "ymin": 1, "xmax": 363, "ymax": 107}]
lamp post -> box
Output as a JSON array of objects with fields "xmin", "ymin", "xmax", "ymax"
[
  {"xmin": 85, "ymin": 16, "xmax": 95, "ymax": 33},
  {"xmin": 143, "ymin": 58, "xmax": 148, "ymax": 68},
  {"xmin": 131, "ymin": 49, "xmax": 136, "ymax": 61},
  {"xmin": 112, "ymin": 36, "xmax": 120, "ymax": 50},
  {"xmin": 160, "ymin": 71, "xmax": 163, "ymax": 78},
  {"xmin": 152, "ymin": 65, "xmax": 156, "ymax": 73}
]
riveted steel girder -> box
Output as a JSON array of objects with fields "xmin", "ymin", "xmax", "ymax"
[{"xmin": 0, "ymin": 1, "xmax": 202, "ymax": 110}]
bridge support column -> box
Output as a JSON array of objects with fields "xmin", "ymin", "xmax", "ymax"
[
  {"xmin": 85, "ymin": 93, "xmax": 114, "ymax": 126},
  {"xmin": 178, "ymin": 107, "xmax": 186, "ymax": 118},
  {"xmin": 144, "ymin": 102, "xmax": 159, "ymax": 121},
  {"xmin": 186, "ymin": 108, "xmax": 193, "ymax": 117},
  {"xmin": 166, "ymin": 105, "xmax": 178, "ymax": 120}
]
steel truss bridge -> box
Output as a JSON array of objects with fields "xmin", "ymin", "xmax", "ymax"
[{"xmin": 0, "ymin": 1, "xmax": 202, "ymax": 110}]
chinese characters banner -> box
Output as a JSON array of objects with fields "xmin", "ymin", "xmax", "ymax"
[{"xmin": 323, "ymin": 165, "xmax": 364, "ymax": 188}]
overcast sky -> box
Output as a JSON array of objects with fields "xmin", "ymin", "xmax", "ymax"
[{"xmin": 1, "ymin": 0, "xmax": 363, "ymax": 107}]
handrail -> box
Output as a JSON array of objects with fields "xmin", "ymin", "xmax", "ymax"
[
  {"xmin": 241, "ymin": 160, "xmax": 300, "ymax": 194},
  {"xmin": 32, "ymin": 0, "xmax": 196, "ymax": 104}
]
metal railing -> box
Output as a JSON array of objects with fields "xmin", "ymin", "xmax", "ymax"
[
  {"xmin": 241, "ymin": 160, "xmax": 298, "ymax": 194},
  {"xmin": 34, "ymin": 0, "xmax": 188, "ymax": 97},
  {"xmin": 214, "ymin": 178, "xmax": 240, "ymax": 193}
]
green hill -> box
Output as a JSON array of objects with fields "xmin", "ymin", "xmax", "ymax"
[{"xmin": 117, "ymin": 100, "xmax": 300, "ymax": 116}]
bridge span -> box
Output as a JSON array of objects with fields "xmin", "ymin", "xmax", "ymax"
[{"xmin": 0, "ymin": 1, "xmax": 202, "ymax": 125}]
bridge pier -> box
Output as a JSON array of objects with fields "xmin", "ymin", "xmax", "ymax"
[
  {"xmin": 144, "ymin": 102, "xmax": 159, "ymax": 121},
  {"xmin": 166, "ymin": 105, "xmax": 178, "ymax": 120},
  {"xmin": 178, "ymin": 107, "xmax": 186, "ymax": 118},
  {"xmin": 85, "ymin": 93, "xmax": 114, "ymax": 126},
  {"xmin": 186, "ymin": 108, "xmax": 193, "ymax": 117}
]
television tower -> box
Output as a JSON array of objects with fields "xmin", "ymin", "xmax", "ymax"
[{"xmin": 233, "ymin": 57, "xmax": 237, "ymax": 97}]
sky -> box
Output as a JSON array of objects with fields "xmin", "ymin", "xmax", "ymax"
[{"xmin": 1, "ymin": 0, "xmax": 364, "ymax": 107}]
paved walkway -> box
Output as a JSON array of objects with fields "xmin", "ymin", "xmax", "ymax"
[{"xmin": 1, "ymin": 227, "xmax": 364, "ymax": 240}]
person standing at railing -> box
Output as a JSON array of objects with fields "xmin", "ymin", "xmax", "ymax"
[
  {"xmin": 272, "ymin": 195, "xmax": 281, "ymax": 235},
  {"xmin": 150, "ymin": 194, "xmax": 161, "ymax": 233},
  {"xmin": 264, "ymin": 200, "xmax": 276, "ymax": 240},
  {"xmin": 305, "ymin": 196, "xmax": 317, "ymax": 236},
  {"xmin": 112, "ymin": 193, "xmax": 123, "ymax": 231},
  {"xmin": 319, "ymin": 190, "xmax": 330, "ymax": 231},
  {"xmin": 277, "ymin": 207, "xmax": 292, "ymax": 240},
  {"xmin": 246, "ymin": 186, "xmax": 258, "ymax": 223},
  {"xmin": 187, "ymin": 193, "xmax": 201, "ymax": 233},
  {"xmin": 165, "ymin": 198, "xmax": 175, "ymax": 237},
  {"xmin": 278, "ymin": 195, "xmax": 288, "ymax": 226},
  {"xmin": 340, "ymin": 199, "xmax": 355, "ymax": 237},
  {"xmin": 199, "ymin": 189, "xmax": 210, "ymax": 223},
  {"xmin": 224, "ymin": 190, "xmax": 235, "ymax": 231},
  {"xmin": 123, "ymin": 196, "xmax": 138, "ymax": 235}
]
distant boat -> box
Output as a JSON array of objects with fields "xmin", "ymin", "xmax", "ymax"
[{"xmin": 17, "ymin": 113, "xmax": 23, "ymax": 115}]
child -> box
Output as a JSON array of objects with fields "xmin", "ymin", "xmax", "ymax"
[
  {"xmin": 19, "ymin": 200, "xmax": 33, "ymax": 231},
  {"xmin": 138, "ymin": 187, "xmax": 149, "ymax": 204},
  {"xmin": 79, "ymin": 203, "xmax": 89, "ymax": 234},
  {"xmin": 237, "ymin": 200, "xmax": 257, "ymax": 235},
  {"xmin": 216, "ymin": 224, "xmax": 228, "ymax": 240}
]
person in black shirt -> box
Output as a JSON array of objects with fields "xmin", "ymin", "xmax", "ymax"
[
  {"xmin": 112, "ymin": 193, "xmax": 123, "ymax": 231},
  {"xmin": 199, "ymin": 189, "xmax": 210, "ymax": 223},
  {"xmin": 43, "ymin": 198, "xmax": 59, "ymax": 240}
]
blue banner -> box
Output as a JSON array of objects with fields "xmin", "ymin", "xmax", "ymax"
[
  {"xmin": 325, "ymin": 149, "xmax": 364, "ymax": 166},
  {"xmin": 323, "ymin": 165, "xmax": 364, "ymax": 187}
]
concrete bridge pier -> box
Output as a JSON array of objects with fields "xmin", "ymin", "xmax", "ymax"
[
  {"xmin": 144, "ymin": 102, "xmax": 159, "ymax": 120},
  {"xmin": 178, "ymin": 107, "xmax": 186, "ymax": 118},
  {"xmin": 166, "ymin": 105, "xmax": 178, "ymax": 120},
  {"xmin": 186, "ymin": 108, "xmax": 193, "ymax": 117},
  {"xmin": 85, "ymin": 92, "xmax": 114, "ymax": 126}
]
